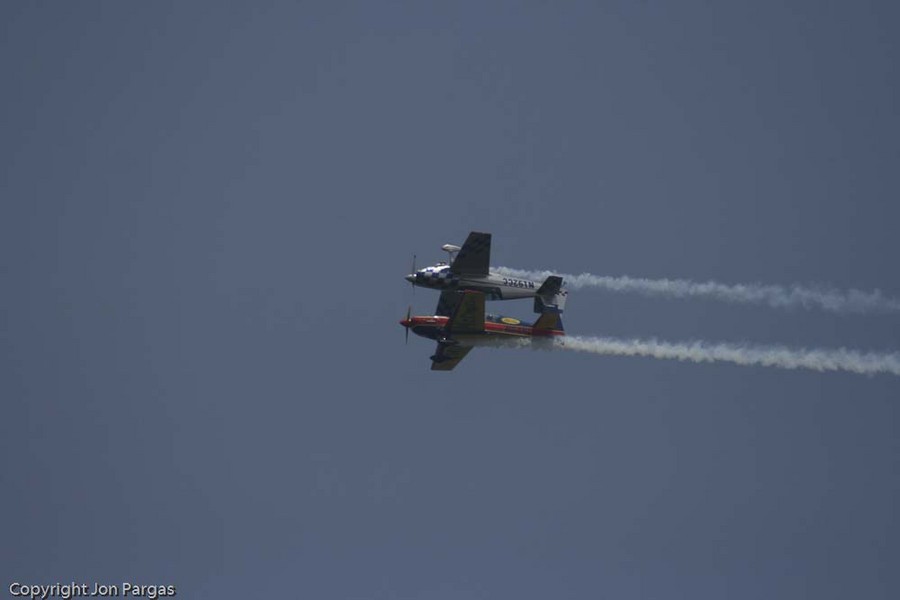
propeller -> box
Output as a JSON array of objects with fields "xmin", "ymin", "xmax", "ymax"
[
  {"xmin": 404, "ymin": 305, "xmax": 411, "ymax": 345},
  {"xmin": 409, "ymin": 254, "xmax": 417, "ymax": 295}
]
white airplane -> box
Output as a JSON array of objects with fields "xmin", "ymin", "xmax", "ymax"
[{"xmin": 405, "ymin": 231, "xmax": 567, "ymax": 316}]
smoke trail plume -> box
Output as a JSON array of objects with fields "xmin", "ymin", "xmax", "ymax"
[
  {"xmin": 496, "ymin": 267, "xmax": 900, "ymax": 314},
  {"xmin": 555, "ymin": 335, "xmax": 900, "ymax": 376}
]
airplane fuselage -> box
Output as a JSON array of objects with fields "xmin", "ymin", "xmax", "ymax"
[
  {"xmin": 400, "ymin": 314, "xmax": 564, "ymax": 344},
  {"xmin": 407, "ymin": 265, "xmax": 538, "ymax": 300}
]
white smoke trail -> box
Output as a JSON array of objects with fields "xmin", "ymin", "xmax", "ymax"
[
  {"xmin": 555, "ymin": 335, "xmax": 900, "ymax": 376},
  {"xmin": 496, "ymin": 267, "xmax": 900, "ymax": 314},
  {"xmin": 465, "ymin": 333, "xmax": 900, "ymax": 375}
]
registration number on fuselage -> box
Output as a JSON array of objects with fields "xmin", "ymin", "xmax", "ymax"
[{"xmin": 502, "ymin": 278, "xmax": 535, "ymax": 289}]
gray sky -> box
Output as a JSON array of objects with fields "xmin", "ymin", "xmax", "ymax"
[{"xmin": 3, "ymin": 1, "xmax": 898, "ymax": 598}]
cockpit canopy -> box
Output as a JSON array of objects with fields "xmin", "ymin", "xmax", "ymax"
[{"xmin": 422, "ymin": 264, "xmax": 450, "ymax": 273}]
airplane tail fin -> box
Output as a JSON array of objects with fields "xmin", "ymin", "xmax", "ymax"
[
  {"xmin": 533, "ymin": 310, "xmax": 564, "ymax": 334},
  {"xmin": 534, "ymin": 275, "xmax": 567, "ymax": 314},
  {"xmin": 536, "ymin": 275, "xmax": 563, "ymax": 296}
]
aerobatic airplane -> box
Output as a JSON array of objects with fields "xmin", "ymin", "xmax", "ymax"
[
  {"xmin": 400, "ymin": 290, "xmax": 565, "ymax": 371},
  {"xmin": 405, "ymin": 231, "xmax": 567, "ymax": 316}
]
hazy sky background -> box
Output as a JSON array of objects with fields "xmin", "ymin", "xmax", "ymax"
[{"xmin": 3, "ymin": 1, "xmax": 899, "ymax": 598}]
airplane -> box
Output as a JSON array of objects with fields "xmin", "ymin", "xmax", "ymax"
[
  {"xmin": 400, "ymin": 290, "xmax": 565, "ymax": 371},
  {"xmin": 405, "ymin": 231, "xmax": 567, "ymax": 317}
]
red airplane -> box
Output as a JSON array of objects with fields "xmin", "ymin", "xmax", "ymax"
[{"xmin": 400, "ymin": 290, "xmax": 565, "ymax": 371}]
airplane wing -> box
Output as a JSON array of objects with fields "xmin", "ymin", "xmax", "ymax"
[
  {"xmin": 449, "ymin": 231, "xmax": 491, "ymax": 276},
  {"xmin": 430, "ymin": 343, "xmax": 472, "ymax": 371},
  {"xmin": 446, "ymin": 291, "xmax": 485, "ymax": 334},
  {"xmin": 435, "ymin": 290, "xmax": 461, "ymax": 317}
]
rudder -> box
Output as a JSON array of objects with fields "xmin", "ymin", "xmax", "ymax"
[
  {"xmin": 533, "ymin": 311, "xmax": 564, "ymax": 333},
  {"xmin": 534, "ymin": 275, "xmax": 568, "ymax": 314}
]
